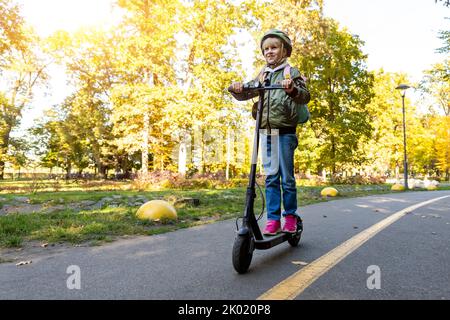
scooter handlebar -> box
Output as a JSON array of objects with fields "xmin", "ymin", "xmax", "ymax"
[{"xmin": 227, "ymin": 83, "xmax": 285, "ymax": 93}]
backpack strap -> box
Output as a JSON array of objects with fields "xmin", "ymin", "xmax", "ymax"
[
  {"xmin": 258, "ymin": 64, "xmax": 291, "ymax": 84},
  {"xmin": 283, "ymin": 64, "xmax": 291, "ymax": 80},
  {"xmin": 257, "ymin": 67, "xmax": 269, "ymax": 84}
]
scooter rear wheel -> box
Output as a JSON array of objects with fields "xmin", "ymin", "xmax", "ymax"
[
  {"xmin": 288, "ymin": 220, "xmax": 303, "ymax": 247},
  {"xmin": 232, "ymin": 235, "xmax": 253, "ymax": 274}
]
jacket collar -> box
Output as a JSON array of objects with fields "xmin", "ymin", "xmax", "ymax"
[{"xmin": 264, "ymin": 61, "xmax": 288, "ymax": 73}]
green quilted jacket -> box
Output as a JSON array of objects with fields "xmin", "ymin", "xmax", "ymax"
[{"xmin": 231, "ymin": 64, "xmax": 310, "ymax": 129}]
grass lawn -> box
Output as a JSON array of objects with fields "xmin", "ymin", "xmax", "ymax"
[{"xmin": 0, "ymin": 180, "xmax": 448, "ymax": 250}]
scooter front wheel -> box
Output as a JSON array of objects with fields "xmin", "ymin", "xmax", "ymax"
[{"xmin": 232, "ymin": 235, "xmax": 254, "ymax": 274}]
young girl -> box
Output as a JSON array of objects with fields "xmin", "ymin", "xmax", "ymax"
[{"xmin": 229, "ymin": 29, "xmax": 310, "ymax": 235}]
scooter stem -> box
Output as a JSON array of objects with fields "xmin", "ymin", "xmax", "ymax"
[{"xmin": 243, "ymin": 90, "xmax": 265, "ymax": 241}]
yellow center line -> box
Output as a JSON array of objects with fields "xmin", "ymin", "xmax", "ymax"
[{"xmin": 257, "ymin": 195, "xmax": 450, "ymax": 300}]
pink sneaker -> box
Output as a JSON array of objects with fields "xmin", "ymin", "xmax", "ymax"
[
  {"xmin": 282, "ymin": 215, "xmax": 297, "ymax": 233},
  {"xmin": 263, "ymin": 220, "xmax": 281, "ymax": 236}
]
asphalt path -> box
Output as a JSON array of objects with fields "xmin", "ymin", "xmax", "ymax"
[{"xmin": 0, "ymin": 190, "xmax": 449, "ymax": 300}]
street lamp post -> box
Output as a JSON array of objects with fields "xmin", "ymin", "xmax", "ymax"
[{"xmin": 395, "ymin": 84, "xmax": 411, "ymax": 189}]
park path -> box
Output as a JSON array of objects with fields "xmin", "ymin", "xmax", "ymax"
[{"xmin": 0, "ymin": 191, "xmax": 449, "ymax": 300}]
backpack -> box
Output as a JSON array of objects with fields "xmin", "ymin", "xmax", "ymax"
[
  {"xmin": 252, "ymin": 64, "xmax": 310, "ymax": 124},
  {"xmin": 283, "ymin": 65, "xmax": 310, "ymax": 124}
]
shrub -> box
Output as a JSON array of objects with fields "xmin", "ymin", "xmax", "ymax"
[{"xmin": 331, "ymin": 174, "xmax": 386, "ymax": 185}]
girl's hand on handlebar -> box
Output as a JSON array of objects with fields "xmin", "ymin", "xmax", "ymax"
[
  {"xmin": 230, "ymin": 82, "xmax": 244, "ymax": 93},
  {"xmin": 282, "ymin": 79, "xmax": 294, "ymax": 94}
]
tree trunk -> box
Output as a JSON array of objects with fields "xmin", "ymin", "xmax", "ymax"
[
  {"xmin": 193, "ymin": 125, "xmax": 203, "ymax": 174},
  {"xmin": 100, "ymin": 166, "xmax": 107, "ymax": 179},
  {"xmin": 178, "ymin": 140, "xmax": 187, "ymax": 176},
  {"xmin": 0, "ymin": 128, "xmax": 12, "ymax": 180},
  {"xmin": 0, "ymin": 160, "xmax": 5, "ymax": 180},
  {"xmin": 226, "ymin": 128, "xmax": 231, "ymax": 180},
  {"xmin": 331, "ymin": 135, "xmax": 336, "ymax": 175},
  {"xmin": 65, "ymin": 164, "xmax": 71, "ymax": 180},
  {"xmin": 141, "ymin": 71, "xmax": 154, "ymax": 180},
  {"xmin": 142, "ymin": 110, "xmax": 149, "ymax": 178}
]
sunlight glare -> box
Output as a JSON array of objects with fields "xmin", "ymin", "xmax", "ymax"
[{"xmin": 18, "ymin": 0, "xmax": 121, "ymax": 36}]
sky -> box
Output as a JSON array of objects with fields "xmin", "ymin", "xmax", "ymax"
[
  {"xmin": 12, "ymin": 0, "xmax": 450, "ymax": 133},
  {"xmin": 324, "ymin": 0, "xmax": 449, "ymax": 81}
]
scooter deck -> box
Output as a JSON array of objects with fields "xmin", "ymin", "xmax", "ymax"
[{"xmin": 255, "ymin": 232, "xmax": 293, "ymax": 250}]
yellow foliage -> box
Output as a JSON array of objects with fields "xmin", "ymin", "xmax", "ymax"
[
  {"xmin": 391, "ymin": 184, "xmax": 405, "ymax": 191},
  {"xmin": 435, "ymin": 116, "xmax": 450, "ymax": 173}
]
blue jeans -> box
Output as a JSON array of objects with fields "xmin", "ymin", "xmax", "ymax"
[{"xmin": 263, "ymin": 133, "xmax": 299, "ymax": 221}]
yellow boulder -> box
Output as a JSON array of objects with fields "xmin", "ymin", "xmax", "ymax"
[
  {"xmin": 321, "ymin": 187, "xmax": 339, "ymax": 197},
  {"xmin": 426, "ymin": 185, "xmax": 438, "ymax": 191},
  {"xmin": 136, "ymin": 200, "xmax": 177, "ymax": 221},
  {"xmin": 391, "ymin": 184, "xmax": 405, "ymax": 191}
]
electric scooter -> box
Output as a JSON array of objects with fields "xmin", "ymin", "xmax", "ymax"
[{"xmin": 228, "ymin": 81, "xmax": 303, "ymax": 274}]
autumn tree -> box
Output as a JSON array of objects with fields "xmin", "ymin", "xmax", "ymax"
[
  {"xmin": 435, "ymin": 0, "xmax": 450, "ymax": 7},
  {"xmin": 30, "ymin": 113, "xmax": 89, "ymax": 177},
  {"xmin": 169, "ymin": 0, "xmax": 259, "ymax": 176},
  {"xmin": 261, "ymin": 1, "xmax": 375, "ymax": 177},
  {"xmin": 44, "ymin": 29, "xmax": 123, "ymax": 178},
  {"xmin": 0, "ymin": 0, "xmax": 48, "ymax": 179},
  {"xmin": 109, "ymin": 0, "xmax": 179, "ymax": 178},
  {"xmin": 417, "ymin": 18, "xmax": 450, "ymax": 179},
  {"xmin": 421, "ymin": 61, "xmax": 450, "ymax": 116}
]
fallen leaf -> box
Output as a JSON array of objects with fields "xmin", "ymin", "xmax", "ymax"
[
  {"xmin": 16, "ymin": 260, "xmax": 32, "ymax": 266},
  {"xmin": 292, "ymin": 261, "xmax": 308, "ymax": 266}
]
